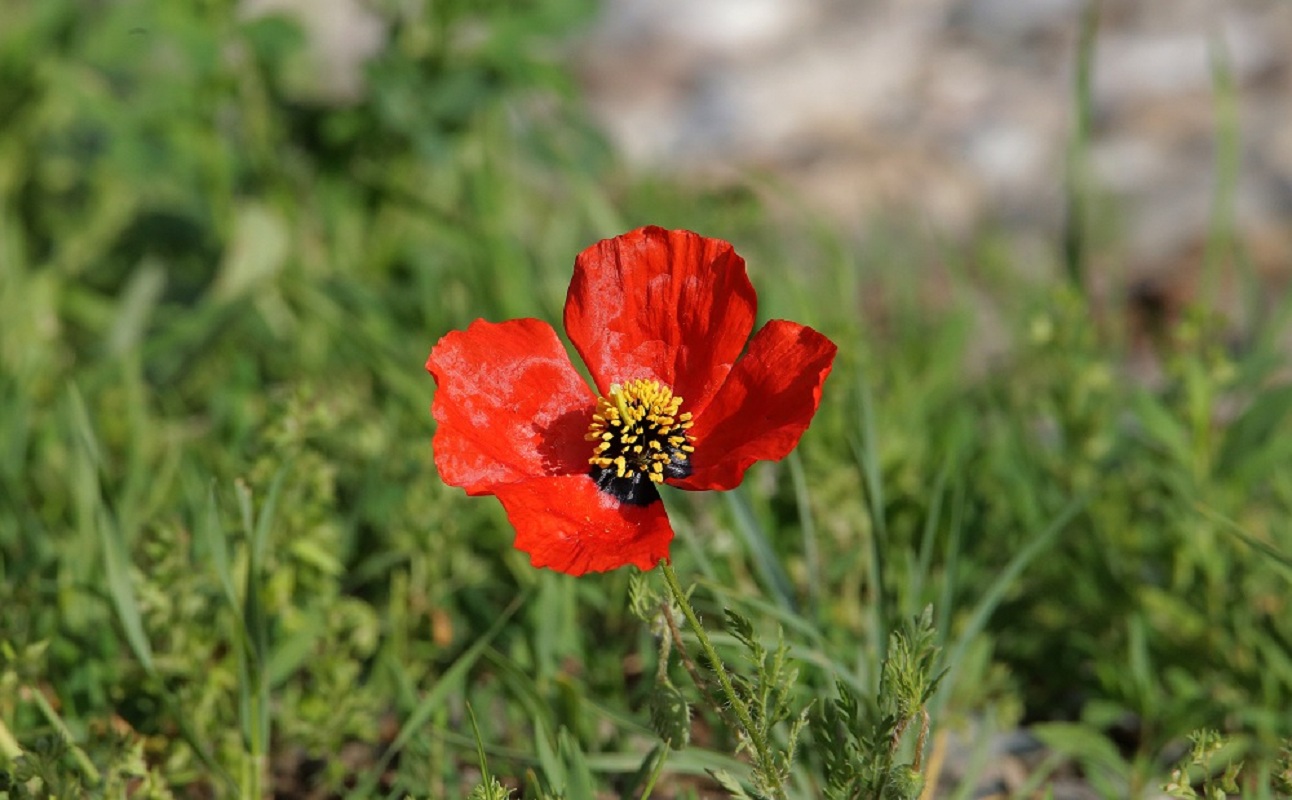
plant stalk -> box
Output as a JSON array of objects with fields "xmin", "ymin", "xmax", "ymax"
[{"xmin": 659, "ymin": 561, "xmax": 780, "ymax": 793}]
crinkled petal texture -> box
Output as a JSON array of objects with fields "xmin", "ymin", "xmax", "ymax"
[
  {"xmin": 427, "ymin": 317, "xmax": 676, "ymax": 576},
  {"xmin": 564, "ymin": 226, "xmax": 756, "ymax": 418},
  {"xmin": 428, "ymin": 230, "xmax": 837, "ymax": 577},
  {"xmin": 495, "ymin": 476, "xmax": 674, "ymax": 575},
  {"xmin": 678, "ymin": 320, "xmax": 837, "ymax": 491},
  {"xmin": 426, "ymin": 318, "xmax": 594, "ymax": 494}
]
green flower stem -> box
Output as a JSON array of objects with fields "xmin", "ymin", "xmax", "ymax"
[
  {"xmin": 638, "ymin": 745, "xmax": 670, "ymax": 800},
  {"xmin": 659, "ymin": 561, "xmax": 778, "ymax": 791},
  {"xmin": 659, "ymin": 599, "xmax": 741, "ymax": 736}
]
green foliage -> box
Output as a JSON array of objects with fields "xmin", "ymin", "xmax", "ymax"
[
  {"xmin": 1160, "ymin": 728, "xmax": 1292, "ymax": 799},
  {"xmin": 629, "ymin": 571, "xmax": 693, "ymax": 753},
  {"xmin": 817, "ymin": 609, "xmax": 942, "ymax": 800},
  {"xmin": 974, "ymin": 293, "xmax": 1292, "ymax": 759},
  {"xmin": 4, "ymin": 0, "xmax": 1292, "ymax": 795},
  {"xmin": 721, "ymin": 609, "xmax": 810, "ymax": 796},
  {"xmin": 467, "ymin": 704, "xmax": 515, "ymax": 800},
  {"xmin": 645, "ymin": 575, "xmax": 940, "ymax": 800},
  {"xmin": 469, "ymin": 778, "xmax": 515, "ymax": 800},
  {"xmin": 0, "ymin": 738, "xmax": 83, "ymax": 800},
  {"xmin": 1163, "ymin": 730, "xmax": 1243, "ymax": 800}
]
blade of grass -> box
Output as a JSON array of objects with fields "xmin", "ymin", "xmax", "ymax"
[
  {"xmin": 1062, "ymin": 0, "xmax": 1100, "ymax": 291},
  {"xmin": 68, "ymin": 385, "xmax": 156, "ymax": 675},
  {"xmin": 348, "ymin": 587, "xmax": 532, "ymax": 797},
  {"xmin": 1201, "ymin": 503, "xmax": 1292, "ymax": 576},
  {"xmin": 69, "ymin": 384, "xmax": 233, "ymax": 788},
  {"xmin": 533, "ymin": 714, "xmax": 565, "ymax": 793},
  {"xmin": 0, "ymin": 718, "xmax": 20, "ymax": 763},
  {"xmin": 481, "ymin": 645, "xmax": 565, "ymax": 740},
  {"xmin": 633, "ymin": 743, "xmax": 670, "ymax": 800},
  {"xmin": 723, "ymin": 488, "xmax": 796, "ymax": 612},
  {"xmin": 787, "ymin": 451, "xmax": 821, "ymax": 616},
  {"xmin": 935, "ymin": 496, "xmax": 1087, "ymax": 714},
  {"xmin": 935, "ymin": 478, "xmax": 966, "ymax": 653},
  {"xmin": 910, "ymin": 449, "xmax": 953, "ymax": 612},
  {"xmin": 94, "ymin": 501, "xmax": 154, "ymax": 672},
  {"xmin": 673, "ymin": 511, "xmax": 720, "ymax": 584},
  {"xmin": 425, "ymin": 722, "xmax": 751, "ymax": 782},
  {"xmin": 232, "ymin": 468, "xmax": 288, "ymax": 798},
  {"xmin": 557, "ymin": 726, "xmax": 596, "ymax": 800},
  {"xmin": 1201, "ymin": 33, "xmax": 1241, "ymax": 309},
  {"xmin": 851, "ymin": 374, "xmax": 888, "ymax": 668},
  {"xmin": 198, "ymin": 483, "xmax": 240, "ymax": 614},
  {"xmin": 465, "ymin": 702, "xmax": 496, "ymax": 790},
  {"xmin": 23, "ymin": 686, "xmax": 101, "ymax": 785},
  {"xmin": 106, "ymin": 261, "xmax": 165, "ymax": 357},
  {"xmin": 250, "ymin": 466, "xmax": 289, "ymax": 570}
]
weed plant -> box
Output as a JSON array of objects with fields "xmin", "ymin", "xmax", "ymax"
[{"xmin": 3, "ymin": 0, "xmax": 1292, "ymax": 797}]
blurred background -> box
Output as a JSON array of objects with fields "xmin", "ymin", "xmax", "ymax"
[
  {"xmin": 578, "ymin": 0, "xmax": 1292, "ymax": 299},
  {"xmin": 249, "ymin": 0, "xmax": 1292, "ymax": 360},
  {"xmin": 4, "ymin": 0, "xmax": 1292, "ymax": 796},
  {"xmin": 290, "ymin": 1, "xmax": 1287, "ymax": 250}
]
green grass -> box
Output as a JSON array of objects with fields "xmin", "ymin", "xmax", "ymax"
[{"xmin": 4, "ymin": 1, "xmax": 1292, "ymax": 797}]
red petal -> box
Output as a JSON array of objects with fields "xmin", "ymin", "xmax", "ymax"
[
  {"xmin": 426, "ymin": 318, "xmax": 596, "ymax": 494},
  {"xmin": 495, "ymin": 475, "xmax": 674, "ymax": 575},
  {"xmin": 564, "ymin": 227, "xmax": 756, "ymax": 417},
  {"xmin": 676, "ymin": 320, "xmax": 837, "ymax": 491}
]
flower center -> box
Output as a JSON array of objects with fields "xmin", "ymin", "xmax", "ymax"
[{"xmin": 585, "ymin": 378, "xmax": 695, "ymax": 505}]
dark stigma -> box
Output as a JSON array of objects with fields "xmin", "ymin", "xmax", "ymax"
[{"xmin": 590, "ymin": 456, "xmax": 691, "ymax": 506}]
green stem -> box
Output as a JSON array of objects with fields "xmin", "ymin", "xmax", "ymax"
[
  {"xmin": 638, "ymin": 745, "xmax": 670, "ymax": 800},
  {"xmin": 660, "ymin": 600, "xmax": 741, "ymax": 735},
  {"xmin": 659, "ymin": 561, "xmax": 779, "ymax": 793}
]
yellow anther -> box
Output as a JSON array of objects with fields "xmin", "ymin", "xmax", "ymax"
[{"xmin": 584, "ymin": 378, "xmax": 696, "ymax": 485}]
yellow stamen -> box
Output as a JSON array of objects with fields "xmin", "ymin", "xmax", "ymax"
[{"xmin": 585, "ymin": 378, "xmax": 695, "ymax": 486}]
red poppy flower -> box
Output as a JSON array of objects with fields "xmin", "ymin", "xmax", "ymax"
[{"xmin": 426, "ymin": 226, "xmax": 837, "ymax": 576}]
